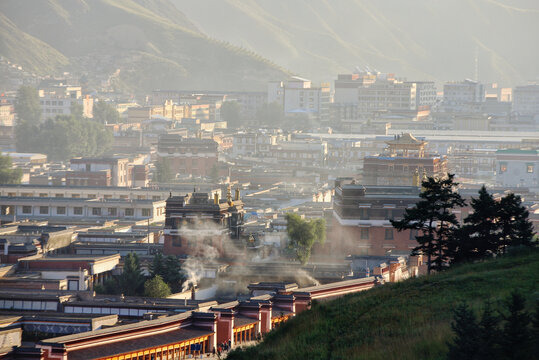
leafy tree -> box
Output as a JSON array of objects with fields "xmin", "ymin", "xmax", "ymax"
[
  {"xmin": 14, "ymin": 86, "xmax": 41, "ymax": 124},
  {"xmin": 144, "ymin": 275, "xmax": 171, "ymax": 298},
  {"xmin": 286, "ymin": 213, "xmax": 326, "ymax": 265},
  {"xmin": 450, "ymin": 186, "xmax": 499, "ymax": 263},
  {"xmin": 94, "ymin": 278, "xmax": 119, "ymax": 295},
  {"xmin": 118, "ymin": 253, "xmax": 145, "ymax": 296},
  {"xmin": 220, "ymin": 101, "xmax": 242, "ymax": 128},
  {"xmin": 0, "ymin": 154, "xmax": 22, "ymax": 184},
  {"xmin": 447, "ymin": 303, "xmax": 479, "ymax": 360},
  {"xmin": 255, "ymin": 102, "xmax": 284, "ymax": 127},
  {"xmin": 70, "ymin": 102, "xmax": 84, "ymax": 120},
  {"xmin": 392, "ymin": 174, "xmax": 465, "ymax": 273},
  {"xmin": 500, "ymin": 291, "xmax": 532, "ymax": 359},
  {"xmin": 498, "ymin": 193, "xmax": 536, "ymax": 252},
  {"xmin": 93, "ymin": 101, "xmax": 120, "ymax": 124},
  {"xmin": 16, "ymin": 114, "xmax": 113, "ymax": 160},
  {"xmin": 154, "ymin": 157, "xmax": 174, "ymax": 183}
]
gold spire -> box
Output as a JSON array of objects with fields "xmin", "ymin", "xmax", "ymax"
[{"xmin": 412, "ymin": 168, "xmax": 420, "ymax": 187}]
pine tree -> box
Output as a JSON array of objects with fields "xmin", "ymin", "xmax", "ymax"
[
  {"xmin": 497, "ymin": 193, "xmax": 536, "ymax": 252},
  {"xmin": 532, "ymin": 300, "xmax": 539, "ymax": 355},
  {"xmin": 149, "ymin": 253, "xmax": 165, "ymax": 278},
  {"xmin": 118, "ymin": 253, "xmax": 145, "ymax": 296},
  {"xmin": 163, "ymin": 255, "xmax": 185, "ymax": 293},
  {"xmin": 500, "ymin": 291, "xmax": 532, "ymax": 359},
  {"xmin": 451, "ymin": 186, "xmax": 499, "ymax": 263},
  {"xmin": 392, "ymin": 174, "xmax": 465, "ymax": 273},
  {"xmin": 476, "ymin": 301, "xmax": 501, "ymax": 360},
  {"xmin": 447, "ymin": 303, "xmax": 480, "ymax": 360}
]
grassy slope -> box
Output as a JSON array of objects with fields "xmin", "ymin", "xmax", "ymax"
[{"xmin": 228, "ymin": 249, "xmax": 539, "ymax": 360}]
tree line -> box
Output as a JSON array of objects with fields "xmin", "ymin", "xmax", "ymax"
[
  {"xmin": 14, "ymin": 86, "xmax": 114, "ymax": 161},
  {"xmin": 392, "ymin": 174, "xmax": 536, "ymax": 273},
  {"xmin": 95, "ymin": 253, "xmax": 186, "ymax": 298},
  {"xmin": 448, "ymin": 292, "xmax": 539, "ymax": 360}
]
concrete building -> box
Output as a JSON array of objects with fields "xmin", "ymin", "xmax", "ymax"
[
  {"xmin": 157, "ymin": 135, "xmax": 218, "ymax": 177},
  {"xmin": 268, "ymin": 77, "xmax": 331, "ymax": 122},
  {"xmin": 67, "ymin": 157, "xmax": 146, "ymax": 187},
  {"xmin": 38, "ymin": 85, "xmax": 93, "ymax": 119},
  {"xmin": 163, "ymin": 189, "xmax": 244, "ymax": 257},
  {"xmin": 443, "ymin": 79, "xmax": 485, "ymax": 112},
  {"xmin": 513, "ymin": 84, "xmax": 539, "ymax": 117},
  {"xmin": 0, "ymin": 196, "xmax": 166, "ymax": 223},
  {"xmin": 496, "ymin": 149, "xmax": 539, "ymax": 189},
  {"xmin": 331, "ymin": 179, "xmax": 421, "ymax": 256}
]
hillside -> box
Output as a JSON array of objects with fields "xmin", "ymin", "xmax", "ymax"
[
  {"xmin": 227, "ymin": 249, "xmax": 539, "ymax": 360},
  {"xmin": 0, "ymin": 0, "xmax": 288, "ymax": 92},
  {"xmin": 175, "ymin": 0, "xmax": 539, "ymax": 87}
]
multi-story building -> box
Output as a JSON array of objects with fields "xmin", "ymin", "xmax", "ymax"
[
  {"xmin": 496, "ymin": 149, "xmax": 539, "ymax": 189},
  {"xmin": 408, "ymin": 81, "xmax": 437, "ymax": 108},
  {"xmin": 157, "ymin": 135, "xmax": 218, "ymax": 177},
  {"xmin": 331, "ymin": 178, "xmax": 421, "ymax": 256},
  {"xmin": 357, "ymin": 78, "xmax": 417, "ymax": 112},
  {"xmin": 443, "ymin": 79, "xmax": 485, "ymax": 112},
  {"xmin": 513, "ymin": 84, "xmax": 539, "ymax": 117},
  {"xmin": 67, "ymin": 157, "xmax": 145, "ymax": 187},
  {"xmin": 268, "ymin": 139, "xmax": 328, "ymax": 167},
  {"xmin": 38, "ymin": 85, "xmax": 93, "ymax": 119},
  {"xmin": 0, "ymin": 196, "xmax": 166, "ymax": 223},
  {"xmin": 163, "ymin": 190, "xmax": 244, "ymax": 256},
  {"xmin": 333, "ymin": 73, "xmax": 377, "ymax": 103},
  {"xmin": 362, "ymin": 133, "xmax": 448, "ymax": 186},
  {"xmin": 0, "ymin": 99, "xmax": 15, "ymax": 126},
  {"xmin": 268, "ymin": 77, "xmax": 331, "ymax": 122}
]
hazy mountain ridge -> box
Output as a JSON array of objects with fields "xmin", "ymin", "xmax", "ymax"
[
  {"xmin": 174, "ymin": 0, "xmax": 539, "ymax": 86},
  {"xmin": 0, "ymin": 0, "xmax": 289, "ymax": 92}
]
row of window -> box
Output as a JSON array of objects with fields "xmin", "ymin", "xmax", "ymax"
[
  {"xmin": 499, "ymin": 162, "xmax": 535, "ymax": 173},
  {"xmin": 19, "ymin": 206, "xmax": 151, "ymax": 217},
  {"xmin": 360, "ymin": 228, "xmax": 419, "ymax": 240},
  {"xmin": 8, "ymin": 193, "xmax": 161, "ymax": 200}
]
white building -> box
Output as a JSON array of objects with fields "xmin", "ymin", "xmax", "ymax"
[
  {"xmin": 268, "ymin": 77, "xmax": 331, "ymax": 121},
  {"xmin": 496, "ymin": 149, "xmax": 539, "ymax": 189},
  {"xmin": 38, "ymin": 85, "xmax": 93, "ymax": 119}
]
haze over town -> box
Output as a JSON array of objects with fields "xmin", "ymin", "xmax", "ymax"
[{"xmin": 0, "ymin": 1, "xmax": 537, "ymax": 359}]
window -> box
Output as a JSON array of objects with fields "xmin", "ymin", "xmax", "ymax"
[
  {"xmin": 108, "ymin": 208, "xmax": 117, "ymax": 216},
  {"xmin": 104, "ymin": 195, "xmax": 112, "ymax": 199},
  {"xmin": 39, "ymin": 206, "xmax": 48, "ymax": 215},
  {"xmin": 499, "ymin": 162, "xmax": 507, "ymax": 173},
  {"xmin": 526, "ymin": 164, "xmax": 534, "ymax": 173},
  {"xmin": 39, "ymin": 193, "xmax": 47, "ymax": 197},
  {"xmin": 72, "ymin": 194, "xmax": 80, "ymax": 198},
  {"xmin": 360, "ymin": 228, "xmax": 369, "ymax": 240},
  {"xmin": 142, "ymin": 208, "xmax": 151, "ymax": 217},
  {"xmin": 92, "ymin": 208, "xmax": 101, "ymax": 216},
  {"xmin": 57, "ymin": 207, "xmax": 66, "ymax": 215},
  {"xmin": 385, "ymin": 229, "xmax": 394, "ymax": 240},
  {"xmin": 125, "ymin": 208, "xmax": 134, "ymax": 216},
  {"xmin": 55, "ymin": 194, "xmax": 64, "ymax": 198},
  {"xmin": 74, "ymin": 207, "xmax": 83, "ymax": 215},
  {"xmin": 88, "ymin": 194, "xmax": 97, "ymax": 199},
  {"xmin": 22, "ymin": 206, "xmax": 32, "ymax": 214},
  {"xmin": 152, "ymin": 196, "xmax": 161, "ymax": 200},
  {"xmin": 409, "ymin": 229, "xmax": 418, "ymax": 240},
  {"xmin": 384, "ymin": 209, "xmax": 393, "ymax": 220}
]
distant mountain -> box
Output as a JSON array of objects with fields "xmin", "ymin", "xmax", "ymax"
[
  {"xmin": 174, "ymin": 0, "xmax": 539, "ymax": 87},
  {"xmin": 0, "ymin": 0, "xmax": 288, "ymax": 92}
]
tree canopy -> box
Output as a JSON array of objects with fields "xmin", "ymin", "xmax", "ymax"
[
  {"xmin": 0, "ymin": 154, "xmax": 22, "ymax": 184},
  {"xmin": 93, "ymin": 101, "xmax": 120, "ymax": 124},
  {"xmin": 117, "ymin": 253, "xmax": 145, "ymax": 296},
  {"xmin": 220, "ymin": 101, "xmax": 243, "ymax": 128},
  {"xmin": 144, "ymin": 275, "xmax": 171, "ymax": 298},
  {"xmin": 149, "ymin": 254, "xmax": 185, "ymax": 293},
  {"xmin": 14, "ymin": 86, "xmax": 41, "ymax": 124},
  {"xmin": 154, "ymin": 157, "xmax": 174, "ymax": 183},
  {"xmin": 286, "ymin": 213, "xmax": 326, "ymax": 265},
  {"xmin": 255, "ymin": 102, "xmax": 284, "ymax": 127}
]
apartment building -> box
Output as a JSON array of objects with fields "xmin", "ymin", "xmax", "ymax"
[{"xmin": 157, "ymin": 135, "xmax": 218, "ymax": 177}]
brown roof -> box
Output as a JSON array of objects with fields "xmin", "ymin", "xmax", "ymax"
[
  {"xmin": 68, "ymin": 327, "xmax": 212, "ymax": 360},
  {"xmin": 233, "ymin": 315, "xmax": 258, "ymax": 328},
  {"xmin": 385, "ymin": 133, "xmax": 425, "ymax": 145}
]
